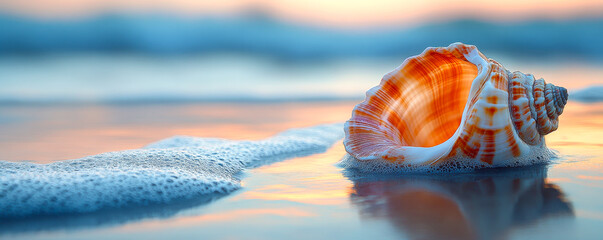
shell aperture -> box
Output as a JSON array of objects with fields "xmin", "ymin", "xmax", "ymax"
[{"xmin": 342, "ymin": 43, "xmax": 568, "ymax": 173}]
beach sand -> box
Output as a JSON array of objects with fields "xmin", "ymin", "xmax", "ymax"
[{"xmin": 1, "ymin": 101, "xmax": 602, "ymax": 239}]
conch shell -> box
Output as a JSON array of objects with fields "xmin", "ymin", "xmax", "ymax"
[{"xmin": 342, "ymin": 43, "xmax": 568, "ymax": 172}]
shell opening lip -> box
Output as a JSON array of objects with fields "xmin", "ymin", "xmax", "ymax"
[{"xmin": 344, "ymin": 43, "xmax": 486, "ymax": 161}]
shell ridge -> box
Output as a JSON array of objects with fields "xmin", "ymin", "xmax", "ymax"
[
  {"xmin": 509, "ymin": 72, "xmax": 540, "ymax": 145},
  {"xmin": 544, "ymin": 83, "xmax": 558, "ymax": 120},
  {"xmin": 528, "ymin": 75, "xmax": 538, "ymax": 122}
]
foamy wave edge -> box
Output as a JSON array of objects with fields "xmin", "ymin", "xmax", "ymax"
[{"xmin": 0, "ymin": 123, "xmax": 343, "ymax": 218}]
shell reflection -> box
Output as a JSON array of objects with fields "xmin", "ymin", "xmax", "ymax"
[{"xmin": 347, "ymin": 165, "xmax": 573, "ymax": 240}]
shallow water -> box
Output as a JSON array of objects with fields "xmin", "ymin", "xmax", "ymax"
[{"xmin": 1, "ymin": 101, "xmax": 602, "ymax": 240}]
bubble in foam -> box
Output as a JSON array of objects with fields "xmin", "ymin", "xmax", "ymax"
[
  {"xmin": 338, "ymin": 144, "xmax": 556, "ymax": 174},
  {"xmin": 0, "ymin": 123, "xmax": 343, "ymax": 218}
]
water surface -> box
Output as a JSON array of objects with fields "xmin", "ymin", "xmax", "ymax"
[{"xmin": 1, "ymin": 101, "xmax": 602, "ymax": 240}]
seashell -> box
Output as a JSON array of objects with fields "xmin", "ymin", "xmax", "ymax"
[{"xmin": 342, "ymin": 43, "xmax": 568, "ymax": 172}]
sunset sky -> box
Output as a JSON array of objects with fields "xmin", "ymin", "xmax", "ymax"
[{"xmin": 1, "ymin": 0, "xmax": 602, "ymax": 27}]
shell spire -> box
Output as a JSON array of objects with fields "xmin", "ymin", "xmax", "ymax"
[
  {"xmin": 508, "ymin": 74, "xmax": 568, "ymax": 144},
  {"xmin": 342, "ymin": 43, "xmax": 568, "ymax": 173}
]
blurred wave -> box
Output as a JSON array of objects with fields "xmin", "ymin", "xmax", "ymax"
[
  {"xmin": 1, "ymin": 13, "xmax": 602, "ymax": 104},
  {"xmin": 0, "ymin": 54, "xmax": 385, "ymax": 104},
  {"xmin": 571, "ymin": 85, "xmax": 603, "ymax": 102},
  {"xmin": 1, "ymin": 13, "xmax": 602, "ymax": 61}
]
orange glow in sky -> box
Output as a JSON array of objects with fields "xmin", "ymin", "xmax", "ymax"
[{"xmin": 1, "ymin": 0, "xmax": 602, "ymax": 27}]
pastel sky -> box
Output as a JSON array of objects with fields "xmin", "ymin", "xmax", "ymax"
[{"xmin": 1, "ymin": 0, "xmax": 602, "ymax": 27}]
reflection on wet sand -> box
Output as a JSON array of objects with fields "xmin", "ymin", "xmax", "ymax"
[
  {"xmin": 0, "ymin": 193, "xmax": 227, "ymax": 235},
  {"xmin": 347, "ymin": 164, "xmax": 574, "ymax": 240},
  {"xmin": 0, "ymin": 102, "xmax": 356, "ymax": 163}
]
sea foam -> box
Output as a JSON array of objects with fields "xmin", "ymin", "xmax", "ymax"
[{"xmin": 0, "ymin": 124, "xmax": 343, "ymax": 218}]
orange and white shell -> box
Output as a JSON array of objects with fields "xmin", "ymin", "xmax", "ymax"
[{"xmin": 342, "ymin": 43, "xmax": 568, "ymax": 173}]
